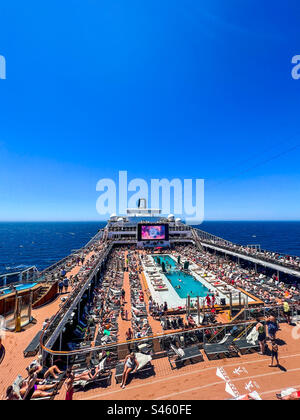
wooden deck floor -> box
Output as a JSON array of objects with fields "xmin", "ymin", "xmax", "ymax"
[
  {"xmin": 1, "ymin": 249, "xmax": 300, "ymax": 401},
  {"xmin": 57, "ymin": 323, "xmax": 300, "ymax": 401},
  {"xmin": 0, "ymin": 250, "xmax": 95, "ymax": 397}
]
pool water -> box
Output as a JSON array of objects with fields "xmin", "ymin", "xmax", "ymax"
[
  {"xmin": 153, "ymin": 255, "xmax": 177, "ymax": 268},
  {"xmin": 0, "ymin": 283, "xmax": 38, "ymax": 295},
  {"xmin": 153, "ymin": 255, "xmax": 210, "ymax": 299}
]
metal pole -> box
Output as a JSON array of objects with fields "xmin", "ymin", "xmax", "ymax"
[
  {"xmin": 238, "ymin": 292, "xmax": 241, "ymax": 307},
  {"xmin": 197, "ymin": 296, "xmax": 200, "ymax": 325},
  {"xmin": 28, "ymin": 290, "xmax": 33, "ymax": 322},
  {"xmin": 229, "ymin": 292, "xmax": 232, "ymax": 320},
  {"xmin": 15, "ymin": 297, "xmax": 22, "ymax": 332},
  {"xmin": 59, "ymin": 332, "xmax": 62, "ymax": 351}
]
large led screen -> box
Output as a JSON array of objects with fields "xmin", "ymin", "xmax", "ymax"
[{"xmin": 138, "ymin": 224, "xmax": 169, "ymax": 241}]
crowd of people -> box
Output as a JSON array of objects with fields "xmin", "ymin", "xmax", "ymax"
[
  {"xmin": 176, "ymin": 244, "xmax": 300, "ymax": 307},
  {"xmin": 201, "ymin": 238, "xmax": 300, "ymax": 270},
  {"xmin": 127, "ymin": 251, "xmax": 153, "ymax": 339},
  {"xmin": 5, "ymin": 239, "xmax": 119, "ymax": 400},
  {"xmin": 3, "ymin": 235, "xmax": 300, "ymax": 400}
]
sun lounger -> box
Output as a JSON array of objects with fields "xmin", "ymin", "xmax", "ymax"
[
  {"xmin": 73, "ymin": 357, "xmax": 112, "ymax": 390},
  {"xmin": 232, "ymin": 326, "xmax": 260, "ymax": 354},
  {"xmin": 12, "ymin": 374, "xmax": 58, "ymax": 400},
  {"xmin": 203, "ymin": 335, "xmax": 238, "ymax": 360},
  {"xmin": 132, "ymin": 307, "xmax": 148, "ymax": 318},
  {"xmin": 115, "ymin": 353, "xmax": 154, "ymax": 384},
  {"xmin": 23, "ymin": 330, "xmax": 43, "ymax": 357},
  {"xmin": 233, "ymin": 338, "xmax": 260, "ymax": 354},
  {"xmin": 168, "ymin": 344, "xmax": 203, "ymax": 369}
]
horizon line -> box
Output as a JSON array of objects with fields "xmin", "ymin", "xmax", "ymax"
[{"xmin": 0, "ymin": 219, "xmax": 300, "ymax": 223}]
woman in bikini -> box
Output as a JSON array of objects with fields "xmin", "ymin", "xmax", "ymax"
[
  {"xmin": 21, "ymin": 367, "xmax": 56, "ymax": 400},
  {"xmin": 74, "ymin": 365, "xmax": 101, "ymax": 382},
  {"xmin": 120, "ymin": 353, "xmax": 139, "ymax": 389}
]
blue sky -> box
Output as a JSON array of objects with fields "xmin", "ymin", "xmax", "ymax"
[{"xmin": 0, "ymin": 0, "xmax": 300, "ymax": 221}]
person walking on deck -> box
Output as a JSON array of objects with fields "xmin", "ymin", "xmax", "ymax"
[
  {"xmin": 63, "ymin": 277, "xmax": 69, "ymax": 293},
  {"xmin": 58, "ymin": 280, "xmax": 64, "ymax": 294},
  {"xmin": 269, "ymin": 339, "xmax": 279, "ymax": 368}
]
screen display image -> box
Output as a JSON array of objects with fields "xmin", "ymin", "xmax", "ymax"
[{"xmin": 141, "ymin": 225, "xmax": 166, "ymax": 240}]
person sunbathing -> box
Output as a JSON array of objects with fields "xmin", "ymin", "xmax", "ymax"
[
  {"xmin": 120, "ymin": 353, "xmax": 139, "ymax": 389},
  {"xmin": 5, "ymin": 386, "xmax": 22, "ymax": 400},
  {"xmin": 20, "ymin": 382, "xmax": 55, "ymax": 400},
  {"xmin": 19, "ymin": 368, "xmax": 57, "ymax": 400},
  {"xmin": 29, "ymin": 359, "xmax": 63, "ymax": 380},
  {"xmin": 74, "ymin": 365, "xmax": 101, "ymax": 382},
  {"xmin": 187, "ymin": 315, "xmax": 196, "ymax": 327}
]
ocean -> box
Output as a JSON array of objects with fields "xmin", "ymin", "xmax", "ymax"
[
  {"xmin": 0, "ymin": 221, "xmax": 299, "ymax": 275},
  {"xmin": 0, "ymin": 222, "xmax": 105, "ymax": 275},
  {"xmin": 197, "ymin": 221, "xmax": 300, "ymax": 257}
]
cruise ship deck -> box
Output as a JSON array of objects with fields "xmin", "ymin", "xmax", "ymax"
[{"xmin": 1, "ymin": 210, "xmax": 300, "ymax": 401}]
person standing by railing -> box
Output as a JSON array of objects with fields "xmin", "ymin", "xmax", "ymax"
[
  {"xmin": 256, "ymin": 322, "xmax": 266, "ymax": 355},
  {"xmin": 283, "ymin": 301, "xmax": 291, "ymax": 325}
]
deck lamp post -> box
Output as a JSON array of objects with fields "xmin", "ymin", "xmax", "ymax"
[
  {"xmin": 187, "ymin": 294, "xmax": 191, "ymax": 317},
  {"xmin": 28, "ymin": 290, "xmax": 33, "ymax": 323},
  {"xmin": 15, "ymin": 296, "xmax": 22, "ymax": 332},
  {"xmin": 197, "ymin": 297, "xmax": 200, "ymax": 325},
  {"xmin": 229, "ymin": 292, "xmax": 233, "ymax": 320}
]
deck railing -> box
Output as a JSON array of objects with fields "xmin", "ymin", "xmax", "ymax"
[
  {"xmin": 0, "ymin": 266, "xmax": 40, "ymax": 288},
  {"xmin": 195, "ymin": 230, "xmax": 300, "ymax": 275},
  {"xmin": 41, "ymin": 242, "xmax": 113, "ymax": 352},
  {"xmin": 39, "ymin": 303, "xmax": 299, "ymax": 369}
]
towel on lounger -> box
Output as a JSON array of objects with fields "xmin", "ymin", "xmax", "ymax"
[
  {"xmin": 134, "ymin": 352, "xmax": 152, "ymax": 371},
  {"xmin": 246, "ymin": 327, "xmax": 259, "ymax": 345}
]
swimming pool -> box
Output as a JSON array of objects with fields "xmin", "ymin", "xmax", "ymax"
[
  {"xmin": 0, "ymin": 283, "xmax": 38, "ymax": 295},
  {"xmin": 153, "ymin": 255, "xmax": 210, "ymax": 299}
]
